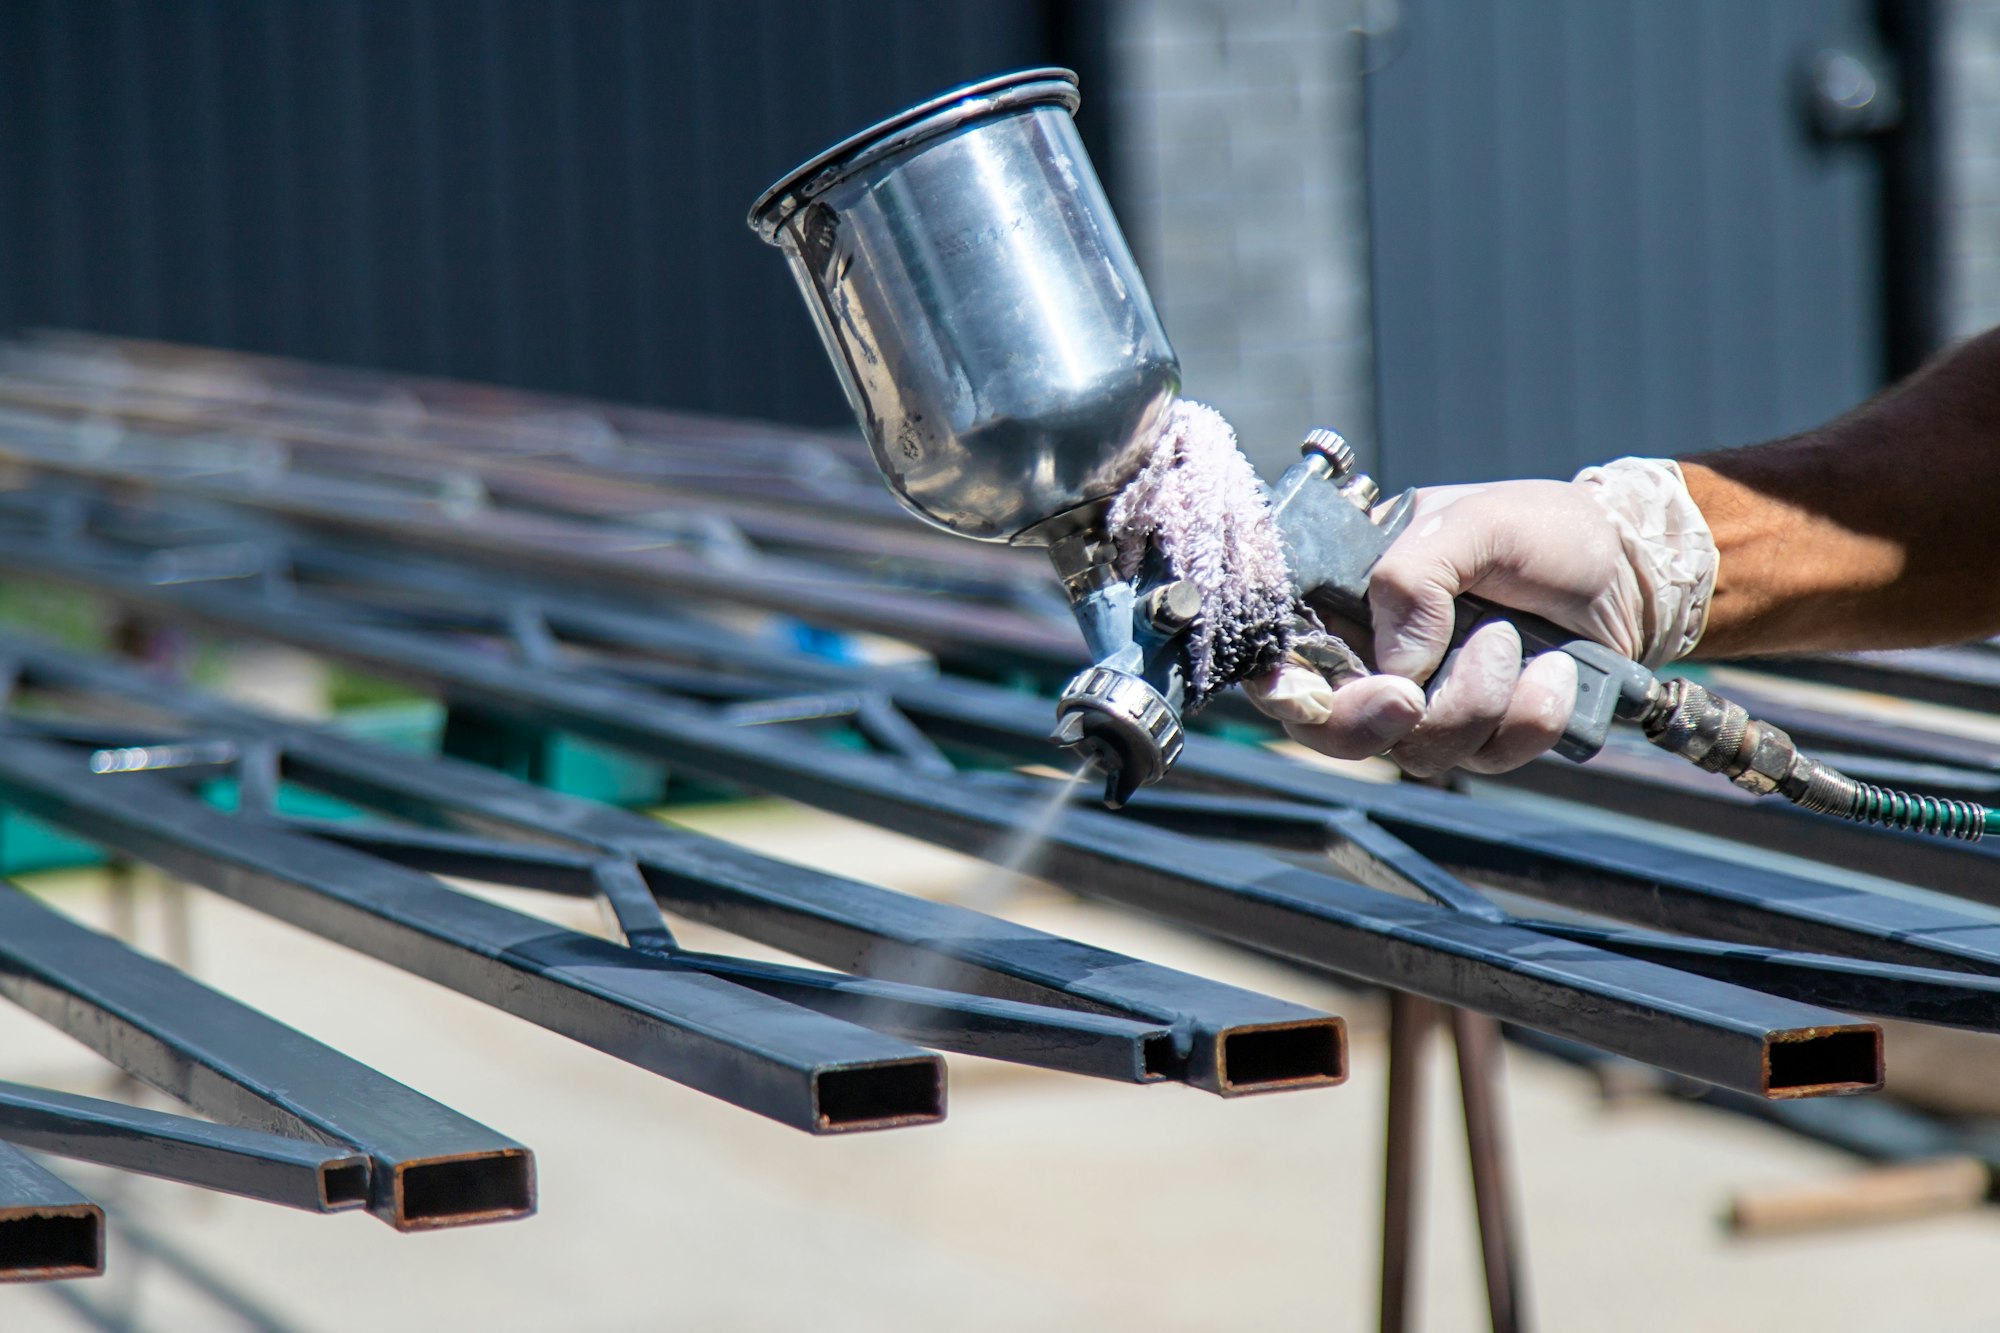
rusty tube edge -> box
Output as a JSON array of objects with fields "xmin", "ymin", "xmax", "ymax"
[
  {"xmin": 386, "ymin": 1148, "xmax": 537, "ymax": 1231},
  {"xmin": 810, "ymin": 1055, "xmax": 946, "ymax": 1133},
  {"xmin": 1188, "ymin": 1017, "xmax": 1348, "ymax": 1097},
  {"xmin": 1760, "ymin": 1023, "xmax": 1884, "ymax": 1100},
  {"xmin": 0, "ymin": 1203, "xmax": 104, "ymax": 1282}
]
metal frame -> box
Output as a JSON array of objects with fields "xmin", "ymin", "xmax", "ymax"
[
  {"xmin": 0, "ymin": 636, "xmax": 1342, "ymax": 1100},
  {"xmin": 0, "ymin": 497, "xmax": 1895, "ymax": 1099},
  {"xmin": 24, "ymin": 341, "xmax": 2000, "ymax": 1319},
  {"xmin": 0, "ymin": 355, "xmax": 1080, "ymax": 676}
]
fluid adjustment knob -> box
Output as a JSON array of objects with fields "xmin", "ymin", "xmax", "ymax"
[
  {"xmin": 1300, "ymin": 429, "xmax": 1356, "ymax": 478},
  {"xmin": 1301, "ymin": 428, "xmax": 1378, "ymax": 511}
]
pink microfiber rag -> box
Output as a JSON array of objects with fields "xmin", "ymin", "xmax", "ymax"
[{"xmin": 1106, "ymin": 400, "xmax": 1335, "ymax": 709}]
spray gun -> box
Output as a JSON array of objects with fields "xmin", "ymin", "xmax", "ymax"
[{"xmin": 749, "ymin": 69, "xmax": 1990, "ymax": 839}]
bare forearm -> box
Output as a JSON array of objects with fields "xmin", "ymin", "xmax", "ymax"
[{"xmin": 1684, "ymin": 326, "xmax": 2000, "ymax": 658}]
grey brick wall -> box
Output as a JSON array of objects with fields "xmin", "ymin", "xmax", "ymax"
[
  {"xmin": 1107, "ymin": 0, "xmax": 1376, "ymax": 479},
  {"xmin": 1944, "ymin": 0, "xmax": 2000, "ymax": 338},
  {"xmin": 1109, "ymin": 1, "xmax": 2000, "ymax": 475}
]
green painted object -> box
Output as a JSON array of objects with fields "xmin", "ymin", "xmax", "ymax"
[{"xmin": 0, "ymin": 698, "xmax": 699, "ymax": 876}]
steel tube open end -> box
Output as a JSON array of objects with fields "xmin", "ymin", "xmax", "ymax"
[
  {"xmin": 1211, "ymin": 1018, "xmax": 1348, "ymax": 1096},
  {"xmin": 1762, "ymin": 1024, "xmax": 1884, "ymax": 1099},
  {"xmin": 0, "ymin": 1204, "xmax": 103, "ymax": 1283},
  {"xmin": 811, "ymin": 1057, "xmax": 946, "ymax": 1133},
  {"xmin": 387, "ymin": 1149, "xmax": 536, "ymax": 1231},
  {"xmin": 317, "ymin": 1155, "xmax": 371, "ymax": 1212}
]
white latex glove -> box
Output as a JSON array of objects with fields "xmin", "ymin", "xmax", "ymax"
[{"xmin": 1243, "ymin": 457, "xmax": 1716, "ymax": 777}]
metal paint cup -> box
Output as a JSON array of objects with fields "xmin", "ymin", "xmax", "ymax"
[{"xmin": 749, "ymin": 69, "xmax": 1179, "ymax": 544}]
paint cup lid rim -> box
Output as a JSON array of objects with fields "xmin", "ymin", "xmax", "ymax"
[{"xmin": 747, "ymin": 67, "xmax": 1080, "ymax": 241}]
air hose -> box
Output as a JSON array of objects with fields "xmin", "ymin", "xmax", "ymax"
[{"xmin": 1636, "ymin": 679, "xmax": 1991, "ymax": 841}]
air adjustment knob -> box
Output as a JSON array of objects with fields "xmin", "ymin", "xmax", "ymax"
[{"xmin": 1141, "ymin": 580, "xmax": 1203, "ymax": 632}]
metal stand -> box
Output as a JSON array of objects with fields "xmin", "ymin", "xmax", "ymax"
[{"xmin": 1380, "ymin": 993, "xmax": 1531, "ymax": 1333}]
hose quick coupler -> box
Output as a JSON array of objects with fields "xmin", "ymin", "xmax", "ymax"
[
  {"xmin": 1638, "ymin": 678, "xmax": 1988, "ymax": 839},
  {"xmin": 1640, "ymin": 679, "xmax": 1803, "ymax": 797}
]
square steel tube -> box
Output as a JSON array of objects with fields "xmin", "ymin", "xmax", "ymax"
[
  {"xmin": 0, "ymin": 1141, "xmax": 101, "ymax": 1283},
  {"xmin": 0, "ymin": 738, "xmax": 942, "ymax": 1137},
  {"xmin": 0, "ymin": 1080, "xmax": 368, "ymax": 1213},
  {"xmin": 0, "ymin": 885, "xmax": 526, "ymax": 1230}
]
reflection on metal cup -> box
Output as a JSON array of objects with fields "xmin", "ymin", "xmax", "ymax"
[{"xmin": 750, "ymin": 69, "xmax": 1180, "ymax": 545}]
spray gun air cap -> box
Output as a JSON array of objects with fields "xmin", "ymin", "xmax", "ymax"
[
  {"xmin": 1051, "ymin": 665, "xmax": 1185, "ymax": 808},
  {"xmin": 748, "ymin": 69, "xmax": 1180, "ymax": 546}
]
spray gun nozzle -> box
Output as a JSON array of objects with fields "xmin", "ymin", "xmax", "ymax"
[{"xmin": 1051, "ymin": 665, "xmax": 1185, "ymax": 809}]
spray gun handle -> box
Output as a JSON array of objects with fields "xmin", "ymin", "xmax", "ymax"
[
  {"xmin": 1439, "ymin": 598, "xmax": 1658, "ymax": 761},
  {"xmin": 1271, "ymin": 446, "xmax": 1656, "ymax": 762}
]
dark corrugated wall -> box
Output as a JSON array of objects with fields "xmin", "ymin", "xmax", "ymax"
[
  {"xmin": 1365, "ymin": 0, "xmax": 1892, "ymax": 487},
  {"xmin": 0, "ymin": 0, "xmax": 1097, "ymax": 426}
]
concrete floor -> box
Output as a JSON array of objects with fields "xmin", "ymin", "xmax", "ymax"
[{"xmin": 6, "ymin": 798, "xmax": 2000, "ymax": 1332}]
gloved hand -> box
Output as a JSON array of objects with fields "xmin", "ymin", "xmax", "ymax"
[{"xmin": 1243, "ymin": 457, "xmax": 1716, "ymax": 776}]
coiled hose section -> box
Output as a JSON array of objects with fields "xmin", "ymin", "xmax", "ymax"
[
  {"xmin": 1833, "ymin": 778, "xmax": 1987, "ymax": 840},
  {"xmin": 1773, "ymin": 753, "xmax": 1990, "ymax": 840}
]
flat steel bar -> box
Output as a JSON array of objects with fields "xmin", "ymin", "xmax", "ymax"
[
  {"xmin": 1089, "ymin": 787, "xmax": 1508, "ymax": 922},
  {"xmin": 589, "ymin": 858, "xmax": 681, "ymax": 954},
  {"xmin": 260, "ymin": 815, "xmax": 608, "ymax": 894},
  {"xmin": 0, "ymin": 1080, "xmax": 368, "ymax": 1213},
  {"xmin": 0, "ymin": 1142, "xmax": 102, "ymax": 1283},
  {"xmin": 0, "ymin": 632, "xmax": 1340, "ymax": 1097},
  {"xmin": 0, "ymin": 738, "xmax": 945, "ymax": 1136},
  {"xmin": 0, "ymin": 881, "xmax": 530, "ymax": 1230},
  {"xmin": 664, "ymin": 954, "xmax": 1174, "ymax": 1083},
  {"xmin": 5, "ymin": 567, "xmax": 1883, "ymax": 1098}
]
